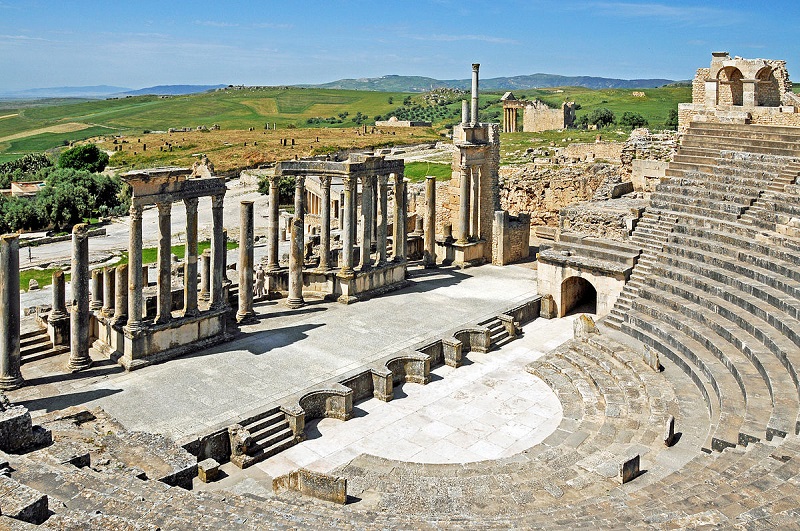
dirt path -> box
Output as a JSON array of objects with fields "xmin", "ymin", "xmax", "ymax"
[
  {"xmin": 0, "ymin": 113, "xmax": 19, "ymax": 120},
  {"xmin": 0, "ymin": 122, "xmax": 92, "ymax": 143}
]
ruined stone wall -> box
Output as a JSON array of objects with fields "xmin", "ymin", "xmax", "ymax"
[
  {"xmin": 559, "ymin": 198, "xmax": 646, "ymax": 241},
  {"xmin": 679, "ymin": 104, "xmax": 800, "ymax": 132},
  {"xmin": 692, "ymin": 68, "xmax": 709, "ymax": 104},
  {"xmin": 563, "ymin": 142, "xmax": 624, "ymax": 163},
  {"xmin": 409, "ymin": 181, "xmax": 453, "ymax": 236},
  {"xmin": 523, "ymin": 101, "xmax": 571, "ymax": 132},
  {"xmin": 492, "ymin": 212, "xmax": 530, "ymax": 265}
]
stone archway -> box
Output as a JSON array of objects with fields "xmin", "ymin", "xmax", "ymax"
[
  {"xmin": 717, "ymin": 66, "xmax": 744, "ymax": 106},
  {"xmin": 560, "ymin": 276, "xmax": 597, "ymax": 316},
  {"xmin": 755, "ymin": 66, "xmax": 781, "ymax": 107}
]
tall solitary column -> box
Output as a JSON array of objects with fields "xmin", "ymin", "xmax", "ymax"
[
  {"xmin": 457, "ymin": 166, "xmax": 471, "ymax": 244},
  {"xmin": 392, "ymin": 174, "xmax": 407, "ymax": 261},
  {"xmin": 183, "ymin": 198, "xmax": 199, "ymax": 317},
  {"xmin": 113, "ymin": 264, "xmax": 128, "ymax": 326},
  {"xmin": 318, "ymin": 175, "xmax": 332, "ymax": 271},
  {"xmin": 470, "ymin": 166, "xmax": 480, "ymax": 240},
  {"xmin": 49, "ymin": 269, "xmax": 70, "ymax": 346},
  {"xmin": 68, "ymin": 224, "xmax": 92, "ymax": 372},
  {"xmin": 287, "ymin": 176, "xmax": 305, "ymax": 308},
  {"xmin": 376, "ymin": 174, "xmax": 389, "ymax": 265},
  {"xmin": 237, "ymin": 200, "xmax": 256, "ymax": 321},
  {"xmin": 423, "ymin": 175, "xmax": 437, "ymax": 268},
  {"xmin": 0, "ymin": 234, "xmax": 23, "ymax": 390},
  {"xmin": 102, "ymin": 267, "xmax": 115, "ymax": 318},
  {"xmin": 340, "ymin": 175, "xmax": 355, "ymax": 275},
  {"xmin": 359, "ymin": 175, "xmax": 374, "ymax": 269},
  {"xmin": 126, "ymin": 204, "xmax": 144, "ymax": 331},
  {"xmin": 210, "ymin": 194, "xmax": 226, "ymax": 310},
  {"xmin": 470, "ymin": 63, "xmax": 480, "ymax": 125},
  {"xmin": 155, "ymin": 201, "xmax": 172, "ymax": 324},
  {"xmin": 267, "ymin": 176, "xmax": 280, "ymax": 271},
  {"xmin": 90, "ymin": 269, "xmax": 103, "ymax": 312}
]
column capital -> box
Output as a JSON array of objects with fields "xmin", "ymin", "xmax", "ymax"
[
  {"xmin": 294, "ymin": 175, "xmax": 306, "ymax": 188},
  {"xmin": 184, "ymin": 196, "xmax": 199, "ymax": 211},
  {"xmin": 377, "ymin": 173, "xmax": 390, "ymax": 185},
  {"xmin": 129, "ymin": 203, "xmax": 143, "ymax": 219},
  {"xmin": 212, "ymin": 194, "xmax": 225, "ymax": 208},
  {"xmin": 319, "ymin": 174, "xmax": 332, "ymax": 188},
  {"xmin": 268, "ymin": 173, "xmax": 282, "ymax": 184},
  {"xmin": 157, "ymin": 201, "xmax": 171, "ymax": 215}
]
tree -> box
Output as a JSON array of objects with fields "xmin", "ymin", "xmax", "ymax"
[
  {"xmin": 36, "ymin": 168, "xmax": 122, "ymax": 229},
  {"xmin": 620, "ymin": 112, "xmax": 648, "ymax": 128},
  {"xmin": 664, "ymin": 108, "xmax": 679, "ymax": 130},
  {"xmin": 587, "ymin": 108, "xmax": 615, "ymax": 128},
  {"xmin": 58, "ymin": 144, "xmax": 109, "ymax": 173}
]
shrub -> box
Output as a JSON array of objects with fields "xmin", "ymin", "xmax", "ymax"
[
  {"xmin": 58, "ymin": 144, "xmax": 109, "ymax": 173},
  {"xmin": 620, "ymin": 112, "xmax": 648, "ymax": 128}
]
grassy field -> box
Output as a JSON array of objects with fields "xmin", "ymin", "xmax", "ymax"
[{"xmin": 403, "ymin": 161, "xmax": 452, "ymax": 182}]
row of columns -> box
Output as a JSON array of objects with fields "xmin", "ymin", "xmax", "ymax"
[
  {"xmin": 503, "ymin": 107, "xmax": 518, "ymax": 133},
  {"xmin": 457, "ymin": 165, "xmax": 482, "ymax": 244}
]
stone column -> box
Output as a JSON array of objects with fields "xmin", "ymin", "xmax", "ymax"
[
  {"xmin": 392, "ymin": 174, "xmax": 407, "ymax": 261},
  {"xmin": 359, "ymin": 175, "xmax": 374, "ymax": 269},
  {"xmin": 457, "ymin": 166, "xmax": 471, "ymax": 244},
  {"xmin": 287, "ymin": 176, "xmax": 305, "ymax": 308},
  {"xmin": 199, "ymin": 250, "xmax": 211, "ymax": 303},
  {"xmin": 237, "ymin": 200, "xmax": 256, "ymax": 322},
  {"xmin": 470, "ymin": 166, "xmax": 480, "ymax": 240},
  {"xmin": 90, "ymin": 269, "xmax": 103, "ymax": 312},
  {"xmin": 113, "ymin": 264, "xmax": 128, "ymax": 326},
  {"xmin": 376, "ymin": 174, "xmax": 389, "ymax": 265},
  {"xmin": 318, "ymin": 175, "xmax": 332, "ymax": 271},
  {"xmin": 267, "ymin": 176, "xmax": 280, "ymax": 271},
  {"xmin": 155, "ymin": 201, "xmax": 172, "ymax": 324},
  {"xmin": 742, "ymin": 79, "xmax": 757, "ymax": 107},
  {"xmin": 126, "ymin": 204, "xmax": 144, "ymax": 331},
  {"xmin": 68, "ymin": 224, "xmax": 92, "ymax": 372},
  {"xmin": 423, "ymin": 176, "xmax": 437, "ymax": 268},
  {"xmin": 102, "ymin": 267, "xmax": 115, "ymax": 318},
  {"xmin": 210, "ymin": 194, "xmax": 226, "ymax": 309},
  {"xmin": 340, "ymin": 175, "xmax": 355, "ymax": 275},
  {"xmin": 0, "ymin": 234, "xmax": 23, "ymax": 390},
  {"xmin": 462, "ymin": 100, "xmax": 469, "ymax": 124},
  {"xmin": 471, "ymin": 63, "xmax": 480, "ymax": 125},
  {"xmin": 49, "ymin": 269, "xmax": 70, "ymax": 345},
  {"xmin": 351, "ymin": 177, "xmax": 358, "ymax": 254},
  {"xmin": 183, "ymin": 198, "xmax": 199, "ymax": 317},
  {"xmin": 222, "ymin": 229, "xmax": 230, "ymax": 285}
]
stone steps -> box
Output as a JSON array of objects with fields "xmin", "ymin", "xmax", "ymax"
[
  {"xmin": 19, "ymin": 328, "xmax": 68, "ymax": 366},
  {"xmin": 231, "ymin": 405, "xmax": 297, "ymax": 469}
]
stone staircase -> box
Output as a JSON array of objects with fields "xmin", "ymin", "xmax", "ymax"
[
  {"xmin": 479, "ymin": 315, "xmax": 513, "ymax": 349},
  {"xmin": 19, "ymin": 328, "xmax": 68, "ymax": 365},
  {"xmin": 230, "ymin": 405, "xmax": 297, "ymax": 469}
]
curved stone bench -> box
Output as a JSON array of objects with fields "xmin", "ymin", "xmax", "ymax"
[{"xmin": 280, "ymin": 383, "xmax": 353, "ymax": 441}]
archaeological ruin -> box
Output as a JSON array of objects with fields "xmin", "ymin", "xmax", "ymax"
[
  {"xmin": 501, "ymin": 91, "xmax": 576, "ymax": 133},
  {"xmin": 2, "ymin": 54, "xmax": 800, "ymax": 528}
]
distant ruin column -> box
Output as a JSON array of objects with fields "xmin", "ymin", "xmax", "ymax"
[
  {"xmin": 359, "ymin": 175, "xmax": 374, "ymax": 269},
  {"xmin": 470, "ymin": 166, "xmax": 480, "ymax": 240},
  {"xmin": 68, "ymin": 224, "xmax": 92, "ymax": 372},
  {"xmin": 376, "ymin": 174, "xmax": 389, "ymax": 265},
  {"xmin": 102, "ymin": 267, "xmax": 115, "ymax": 318},
  {"xmin": 155, "ymin": 201, "xmax": 172, "ymax": 324},
  {"xmin": 210, "ymin": 194, "xmax": 226, "ymax": 310},
  {"xmin": 457, "ymin": 166, "xmax": 471, "ymax": 244},
  {"xmin": 126, "ymin": 204, "xmax": 145, "ymax": 331},
  {"xmin": 237, "ymin": 200, "xmax": 256, "ymax": 322},
  {"xmin": 113, "ymin": 264, "xmax": 128, "ymax": 326},
  {"xmin": 393, "ymin": 174, "xmax": 407, "ymax": 261},
  {"xmin": 267, "ymin": 175, "xmax": 280, "ymax": 271},
  {"xmin": 470, "ymin": 63, "xmax": 480, "ymax": 125},
  {"xmin": 49, "ymin": 269, "xmax": 69, "ymax": 345},
  {"xmin": 199, "ymin": 250, "xmax": 211, "ymax": 303},
  {"xmin": 287, "ymin": 176, "xmax": 305, "ymax": 308},
  {"xmin": 461, "ymin": 100, "xmax": 469, "ymax": 124},
  {"xmin": 90, "ymin": 269, "xmax": 103, "ymax": 312},
  {"xmin": 0, "ymin": 234, "xmax": 23, "ymax": 390},
  {"xmin": 423, "ymin": 176, "xmax": 437, "ymax": 268},
  {"xmin": 318, "ymin": 175, "xmax": 332, "ymax": 271},
  {"xmin": 340, "ymin": 175, "xmax": 355, "ymax": 275},
  {"xmin": 183, "ymin": 198, "xmax": 199, "ymax": 317}
]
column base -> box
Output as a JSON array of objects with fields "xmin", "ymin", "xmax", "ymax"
[
  {"xmin": 67, "ymin": 356, "xmax": 93, "ymax": 372},
  {"xmin": 236, "ymin": 310, "xmax": 257, "ymax": 323},
  {"xmin": 286, "ymin": 297, "xmax": 305, "ymax": 309},
  {"xmin": 0, "ymin": 374, "xmax": 25, "ymax": 391},
  {"xmin": 182, "ymin": 308, "xmax": 200, "ymax": 319}
]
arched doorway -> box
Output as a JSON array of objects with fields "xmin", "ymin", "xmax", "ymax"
[
  {"xmin": 561, "ymin": 276, "xmax": 597, "ymax": 316},
  {"xmin": 717, "ymin": 66, "xmax": 744, "ymax": 106},
  {"xmin": 755, "ymin": 66, "xmax": 781, "ymax": 107}
]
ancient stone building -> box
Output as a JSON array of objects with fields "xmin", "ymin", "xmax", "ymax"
[{"xmin": 501, "ymin": 92, "xmax": 576, "ymax": 133}]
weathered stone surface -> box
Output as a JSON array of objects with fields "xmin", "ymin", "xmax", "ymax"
[
  {"xmin": 197, "ymin": 458, "xmax": 220, "ymax": 483},
  {"xmin": 619, "ymin": 454, "xmax": 640, "ymax": 484},
  {"xmin": 664, "ymin": 415, "xmax": 676, "ymax": 447},
  {"xmin": 273, "ymin": 468, "xmax": 347, "ymax": 505}
]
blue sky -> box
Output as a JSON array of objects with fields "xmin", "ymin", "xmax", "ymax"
[{"xmin": 0, "ymin": 0, "xmax": 797, "ymax": 90}]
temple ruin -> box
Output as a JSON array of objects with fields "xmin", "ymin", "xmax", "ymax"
[{"xmin": 501, "ymin": 91, "xmax": 576, "ymax": 133}]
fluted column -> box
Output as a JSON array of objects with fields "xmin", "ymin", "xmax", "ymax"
[
  {"xmin": 0, "ymin": 234, "xmax": 23, "ymax": 389},
  {"xmin": 318, "ymin": 175, "xmax": 332, "ymax": 271},
  {"xmin": 392, "ymin": 174, "xmax": 407, "ymax": 261},
  {"xmin": 340, "ymin": 175, "xmax": 355, "ymax": 275},
  {"xmin": 113, "ymin": 264, "xmax": 128, "ymax": 325},
  {"xmin": 237, "ymin": 200, "xmax": 256, "ymax": 322},
  {"xmin": 210, "ymin": 194, "xmax": 226, "ymax": 309},
  {"xmin": 287, "ymin": 175, "xmax": 305, "ymax": 308},
  {"xmin": 267, "ymin": 175, "xmax": 280, "ymax": 271},
  {"xmin": 470, "ymin": 166, "xmax": 480, "ymax": 240},
  {"xmin": 68, "ymin": 224, "xmax": 92, "ymax": 371},
  {"xmin": 423, "ymin": 175, "xmax": 437, "ymax": 268},
  {"xmin": 155, "ymin": 201, "xmax": 172, "ymax": 324},
  {"xmin": 457, "ymin": 165, "xmax": 471, "ymax": 244},
  {"xmin": 102, "ymin": 267, "xmax": 115, "ymax": 317},
  {"xmin": 126, "ymin": 204, "xmax": 144, "ymax": 331},
  {"xmin": 359, "ymin": 175, "xmax": 374, "ymax": 270},
  {"xmin": 376, "ymin": 174, "xmax": 389, "ymax": 265},
  {"xmin": 183, "ymin": 198, "xmax": 199, "ymax": 317}
]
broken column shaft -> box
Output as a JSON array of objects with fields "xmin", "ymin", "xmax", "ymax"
[
  {"xmin": 0, "ymin": 234, "xmax": 23, "ymax": 390},
  {"xmin": 68, "ymin": 224, "xmax": 92, "ymax": 371},
  {"xmin": 237, "ymin": 200, "xmax": 256, "ymax": 322}
]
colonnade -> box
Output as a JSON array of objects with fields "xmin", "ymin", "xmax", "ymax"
[{"xmin": 456, "ymin": 165, "xmax": 483, "ymax": 244}]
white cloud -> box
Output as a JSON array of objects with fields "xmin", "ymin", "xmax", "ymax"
[{"xmin": 407, "ymin": 33, "xmax": 518, "ymax": 45}]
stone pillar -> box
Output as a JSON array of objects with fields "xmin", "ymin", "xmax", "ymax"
[
  {"xmin": 267, "ymin": 176, "xmax": 280, "ymax": 271},
  {"xmin": 155, "ymin": 201, "xmax": 172, "ymax": 324},
  {"xmin": 68, "ymin": 224, "xmax": 92, "ymax": 372},
  {"xmin": 126, "ymin": 204, "xmax": 144, "ymax": 331},
  {"xmin": 237, "ymin": 200, "xmax": 256, "ymax": 322},
  {"xmin": 705, "ymin": 79, "xmax": 718, "ymax": 107},
  {"xmin": 470, "ymin": 63, "xmax": 480, "ymax": 125},
  {"xmin": 0, "ymin": 234, "xmax": 23, "ymax": 390},
  {"xmin": 393, "ymin": 174, "xmax": 407, "ymax": 261},
  {"xmin": 340, "ymin": 175, "xmax": 355, "ymax": 275},
  {"xmin": 183, "ymin": 198, "xmax": 199, "ymax": 317},
  {"xmin": 470, "ymin": 166, "xmax": 480, "ymax": 240},
  {"xmin": 113, "ymin": 264, "xmax": 128, "ymax": 326},
  {"xmin": 461, "ymin": 100, "xmax": 469, "ymax": 124},
  {"xmin": 318, "ymin": 175, "xmax": 332, "ymax": 271},
  {"xmin": 423, "ymin": 176, "xmax": 437, "ymax": 268},
  {"xmin": 359, "ymin": 175, "xmax": 374, "ymax": 269},
  {"xmin": 742, "ymin": 79, "xmax": 757, "ymax": 107},
  {"xmin": 376, "ymin": 174, "xmax": 389, "ymax": 265},
  {"xmin": 49, "ymin": 269, "xmax": 70, "ymax": 345},
  {"xmin": 102, "ymin": 267, "xmax": 115, "ymax": 318},
  {"xmin": 457, "ymin": 166, "xmax": 471, "ymax": 244},
  {"xmin": 351, "ymin": 177, "xmax": 358, "ymax": 254},
  {"xmin": 199, "ymin": 250, "xmax": 211, "ymax": 303},
  {"xmin": 90, "ymin": 269, "xmax": 103, "ymax": 312},
  {"xmin": 210, "ymin": 194, "xmax": 226, "ymax": 309},
  {"xmin": 222, "ymin": 229, "xmax": 229, "ymax": 285},
  {"xmin": 287, "ymin": 176, "xmax": 305, "ymax": 308}
]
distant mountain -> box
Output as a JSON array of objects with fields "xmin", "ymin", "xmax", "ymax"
[
  {"xmin": 310, "ymin": 74, "xmax": 677, "ymax": 92},
  {"xmin": 115, "ymin": 84, "xmax": 228, "ymax": 96},
  {"xmin": 0, "ymin": 85, "xmax": 132, "ymax": 99}
]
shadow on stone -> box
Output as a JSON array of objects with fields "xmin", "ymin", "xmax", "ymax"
[{"xmin": 18, "ymin": 388, "xmax": 123, "ymax": 414}]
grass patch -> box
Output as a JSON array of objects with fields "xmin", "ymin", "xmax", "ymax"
[
  {"xmin": 403, "ymin": 161, "xmax": 452, "ymax": 182},
  {"xmin": 20, "ymin": 268, "xmax": 69, "ymax": 292}
]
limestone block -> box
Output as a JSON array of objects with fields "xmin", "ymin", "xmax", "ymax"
[
  {"xmin": 643, "ymin": 345, "xmax": 662, "ymax": 372},
  {"xmin": 27, "ymin": 279, "xmax": 39, "ymax": 291},
  {"xmin": 273, "ymin": 469, "xmax": 347, "ymax": 505},
  {"xmin": 664, "ymin": 415, "xmax": 676, "ymax": 447},
  {"xmin": 573, "ymin": 314, "xmax": 599, "ymax": 340},
  {"xmin": 619, "ymin": 454, "xmax": 640, "ymax": 484},
  {"xmin": 371, "ymin": 368, "xmax": 393, "ymax": 402},
  {"xmin": 197, "ymin": 458, "xmax": 220, "ymax": 483},
  {"xmin": 540, "ymin": 294, "xmax": 557, "ymax": 319},
  {"xmin": 0, "ymin": 475, "xmax": 49, "ymax": 524},
  {"xmin": 442, "ymin": 338, "xmax": 463, "ymax": 368}
]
